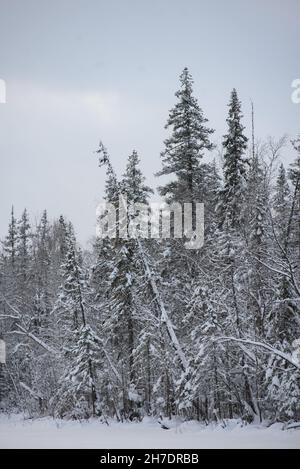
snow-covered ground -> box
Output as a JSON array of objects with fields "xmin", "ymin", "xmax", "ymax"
[{"xmin": 0, "ymin": 414, "xmax": 299, "ymax": 449}]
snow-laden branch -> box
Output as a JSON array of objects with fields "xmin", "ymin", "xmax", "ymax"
[
  {"xmin": 216, "ymin": 336, "xmax": 300, "ymax": 371},
  {"xmin": 252, "ymin": 255, "xmax": 300, "ymax": 299},
  {"xmin": 0, "ymin": 293, "xmax": 22, "ymax": 317},
  {"xmin": 255, "ymin": 210, "xmax": 300, "ymax": 298},
  {"xmin": 1, "ymin": 293, "xmax": 60, "ymax": 355},
  {"xmin": 20, "ymin": 381, "xmax": 43, "ymax": 400},
  {"xmin": 0, "ymin": 314, "xmax": 19, "ymax": 320},
  {"xmin": 251, "ymin": 257, "xmax": 289, "ymax": 279},
  {"xmin": 5, "ymin": 299, "xmax": 122, "ymax": 385},
  {"xmin": 15, "ymin": 324, "xmax": 60, "ymax": 356},
  {"xmin": 92, "ymin": 332, "xmax": 122, "ymax": 385}
]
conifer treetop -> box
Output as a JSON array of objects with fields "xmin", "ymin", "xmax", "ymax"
[{"xmin": 157, "ymin": 67, "xmax": 214, "ymax": 202}]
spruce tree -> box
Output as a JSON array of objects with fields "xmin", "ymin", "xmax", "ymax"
[
  {"xmin": 102, "ymin": 150, "xmax": 152, "ymax": 417},
  {"xmin": 273, "ymin": 163, "xmax": 291, "ymax": 244},
  {"xmin": 122, "ymin": 150, "xmax": 153, "ymax": 205},
  {"xmin": 218, "ymin": 88, "xmax": 248, "ymax": 229},
  {"xmin": 32, "ymin": 211, "xmax": 52, "ymax": 335},
  {"xmin": 17, "ymin": 208, "xmax": 31, "ymax": 281},
  {"xmin": 2, "ymin": 207, "xmax": 18, "ymax": 309},
  {"xmin": 157, "ymin": 67, "xmax": 214, "ymax": 203},
  {"xmin": 54, "ymin": 229, "xmax": 98, "ymax": 417},
  {"xmin": 3, "ymin": 206, "xmax": 17, "ymax": 267}
]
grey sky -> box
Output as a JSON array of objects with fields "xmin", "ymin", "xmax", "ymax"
[{"xmin": 0, "ymin": 0, "xmax": 299, "ymax": 244}]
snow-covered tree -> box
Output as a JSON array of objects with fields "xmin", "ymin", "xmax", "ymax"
[
  {"xmin": 3, "ymin": 206, "xmax": 17, "ymax": 268},
  {"xmin": 122, "ymin": 150, "xmax": 153, "ymax": 205},
  {"xmin": 218, "ymin": 89, "xmax": 248, "ymax": 229},
  {"xmin": 17, "ymin": 208, "xmax": 31, "ymax": 280},
  {"xmin": 273, "ymin": 163, "xmax": 291, "ymax": 244},
  {"xmin": 157, "ymin": 67, "xmax": 214, "ymax": 204},
  {"xmin": 54, "ymin": 229, "xmax": 99, "ymax": 418}
]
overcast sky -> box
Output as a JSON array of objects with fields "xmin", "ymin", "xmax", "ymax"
[{"xmin": 0, "ymin": 0, "xmax": 299, "ymax": 245}]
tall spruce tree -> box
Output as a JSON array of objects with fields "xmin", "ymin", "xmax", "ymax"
[
  {"xmin": 273, "ymin": 163, "xmax": 291, "ymax": 244},
  {"xmin": 54, "ymin": 228, "xmax": 98, "ymax": 418},
  {"xmin": 3, "ymin": 206, "xmax": 17, "ymax": 268},
  {"xmin": 157, "ymin": 67, "xmax": 214, "ymax": 203},
  {"xmin": 17, "ymin": 208, "xmax": 31, "ymax": 281},
  {"xmin": 218, "ymin": 89, "xmax": 248, "ymax": 229},
  {"xmin": 101, "ymin": 150, "xmax": 153, "ymax": 417},
  {"xmin": 32, "ymin": 210, "xmax": 52, "ymax": 335}
]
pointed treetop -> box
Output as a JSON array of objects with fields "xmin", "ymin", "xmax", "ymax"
[
  {"xmin": 218, "ymin": 88, "xmax": 248, "ymax": 229},
  {"xmin": 178, "ymin": 67, "xmax": 193, "ymax": 92},
  {"xmin": 122, "ymin": 150, "xmax": 153, "ymax": 205},
  {"xmin": 157, "ymin": 68, "xmax": 214, "ymax": 202}
]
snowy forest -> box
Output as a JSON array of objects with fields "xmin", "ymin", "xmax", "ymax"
[{"xmin": 0, "ymin": 68, "xmax": 299, "ymax": 424}]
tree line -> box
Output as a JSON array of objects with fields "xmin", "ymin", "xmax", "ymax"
[{"xmin": 0, "ymin": 68, "xmax": 299, "ymax": 423}]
